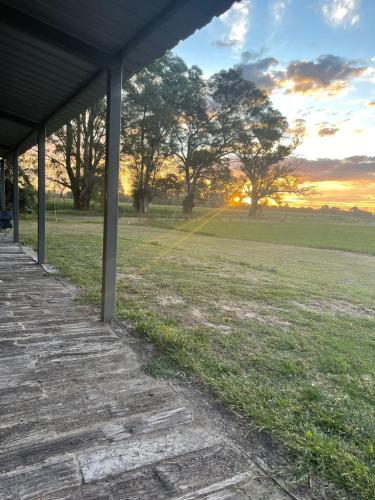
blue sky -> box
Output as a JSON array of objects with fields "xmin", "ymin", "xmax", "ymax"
[{"xmin": 174, "ymin": 0, "xmax": 375, "ymax": 161}]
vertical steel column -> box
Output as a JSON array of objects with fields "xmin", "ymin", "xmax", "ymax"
[
  {"xmin": 13, "ymin": 152, "xmax": 19, "ymax": 243},
  {"xmin": 0, "ymin": 159, "xmax": 5, "ymax": 211},
  {"xmin": 38, "ymin": 126, "xmax": 46, "ymax": 264},
  {"xmin": 101, "ymin": 64, "xmax": 122, "ymax": 322}
]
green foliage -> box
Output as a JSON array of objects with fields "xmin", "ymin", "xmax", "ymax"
[
  {"xmin": 45, "ymin": 198, "xmax": 74, "ymax": 211},
  {"xmin": 169, "ymin": 64, "xmax": 233, "ymax": 213},
  {"xmin": 3, "ymin": 162, "xmax": 37, "ymax": 211},
  {"xmin": 122, "ymin": 52, "xmax": 186, "ymax": 213},
  {"xmin": 19, "ymin": 182, "xmax": 36, "ymax": 211}
]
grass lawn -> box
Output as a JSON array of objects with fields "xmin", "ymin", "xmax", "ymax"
[
  {"xmin": 20, "ymin": 210, "xmax": 375, "ymax": 498},
  {"xmin": 145, "ymin": 207, "xmax": 375, "ymax": 255}
]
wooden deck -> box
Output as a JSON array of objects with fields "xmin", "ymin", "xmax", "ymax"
[{"xmin": 0, "ymin": 242, "xmax": 291, "ymax": 499}]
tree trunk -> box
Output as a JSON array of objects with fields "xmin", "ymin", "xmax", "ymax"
[
  {"xmin": 133, "ymin": 188, "xmax": 149, "ymax": 214},
  {"xmin": 248, "ymin": 195, "xmax": 259, "ymax": 217},
  {"xmin": 139, "ymin": 196, "xmax": 149, "ymax": 214},
  {"xmin": 182, "ymin": 193, "xmax": 195, "ymax": 216},
  {"xmin": 73, "ymin": 190, "xmax": 81, "ymax": 210},
  {"xmin": 75, "ymin": 114, "xmax": 81, "ymax": 186},
  {"xmin": 80, "ymin": 192, "xmax": 91, "ymax": 211}
]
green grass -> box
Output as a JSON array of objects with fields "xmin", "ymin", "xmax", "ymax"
[
  {"xmin": 144, "ymin": 212, "xmax": 375, "ymax": 254},
  {"xmin": 20, "ymin": 211, "xmax": 375, "ymax": 498}
]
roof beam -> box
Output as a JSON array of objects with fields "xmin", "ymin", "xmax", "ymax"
[
  {"xmin": 0, "ymin": 2, "xmax": 112, "ymax": 67},
  {"xmin": 0, "ymin": 108, "xmax": 38, "ymax": 128},
  {"xmin": 119, "ymin": 0, "xmax": 188, "ymax": 61}
]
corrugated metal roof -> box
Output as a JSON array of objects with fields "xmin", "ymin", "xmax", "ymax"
[{"xmin": 0, "ymin": 0, "xmax": 237, "ymax": 158}]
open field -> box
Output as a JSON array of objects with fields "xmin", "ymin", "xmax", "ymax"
[
  {"xmin": 141, "ymin": 206, "xmax": 375, "ymax": 255},
  {"xmin": 20, "ymin": 210, "xmax": 375, "ymax": 498},
  {"xmin": 45, "ymin": 201, "xmax": 375, "ymax": 253}
]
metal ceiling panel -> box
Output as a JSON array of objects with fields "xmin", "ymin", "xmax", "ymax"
[{"xmin": 0, "ymin": 0, "xmax": 237, "ymax": 159}]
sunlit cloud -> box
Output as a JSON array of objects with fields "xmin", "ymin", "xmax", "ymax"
[
  {"xmin": 282, "ymin": 55, "xmax": 367, "ymax": 96},
  {"xmin": 321, "ymin": 0, "xmax": 360, "ymax": 28},
  {"xmin": 215, "ymin": 0, "xmax": 251, "ymax": 50},
  {"xmin": 368, "ymin": 101, "xmax": 375, "ymax": 106},
  {"xmin": 270, "ymin": 0, "xmax": 290, "ymax": 25},
  {"xmin": 236, "ymin": 54, "xmax": 368, "ymax": 97},
  {"xmin": 318, "ymin": 125, "xmax": 340, "ymax": 136},
  {"xmin": 362, "ymin": 66, "xmax": 375, "ymax": 84}
]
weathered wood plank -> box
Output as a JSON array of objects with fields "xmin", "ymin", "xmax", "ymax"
[
  {"xmin": 78, "ymin": 425, "xmax": 223, "ymax": 483},
  {"xmin": 0, "ymin": 457, "xmax": 81, "ymax": 500},
  {"xmin": 0, "ymin": 407, "xmax": 192, "ymax": 471}
]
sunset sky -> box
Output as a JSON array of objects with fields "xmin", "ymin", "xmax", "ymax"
[{"xmin": 174, "ymin": 0, "xmax": 375, "ymax": 211}]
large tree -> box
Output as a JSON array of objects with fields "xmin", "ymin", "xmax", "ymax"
[
  {"xmin": 121, "ymin": 53, "xmax": 184, "ymax": 214},
  {"xmin": 236, "ymin": 107, "xmax": 306, "ymax": 216},
  {"xmin": 170, "ymin": 65, "xmax": 231, "ymax": 215},
  {"xmin": 48, "ymin": 100, "xmax": 106, "ymax": 211},
  {"xmin": 212, "ymin": 69, "xmax": 307, "ymax": 216}
]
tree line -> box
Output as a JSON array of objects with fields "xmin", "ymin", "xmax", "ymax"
[{"xmin": 47, "ymin": 52, "xmax": 307, "ymax": 216}]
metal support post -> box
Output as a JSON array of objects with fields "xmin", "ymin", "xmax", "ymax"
[{"xmin": 101, "ymin": 64, "xmax": 122, "ymax": 322}]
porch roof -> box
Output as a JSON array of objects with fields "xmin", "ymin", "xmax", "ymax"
[{"xmin": 0, "ymin": 0, "xmax": 236, "ymax": 159}]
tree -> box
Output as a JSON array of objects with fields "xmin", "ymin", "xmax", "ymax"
[
  {"xmin": 47, "ymin": 100, "xmax": 106, "ymax": 210},
  {"xmin": 4, "ymin": 154, "xmax": 36, "ymax": 211},
  {"xmin": 237, "ymin": 110, "xmax": 307, "ymax": 216},
  {"xmin": 213, "ymin": 69, "xmax": 307, "ymax": 216},
  {"xmin": 170, "ymin": 65, "xmax": 231, "ymax": 215},
  {"xmin": 121, "ymin": 53, "xmax": 183, "ymax": 214}
]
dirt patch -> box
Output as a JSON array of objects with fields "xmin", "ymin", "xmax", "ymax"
[
  {"xmin": 191, "ymin": 306, "xmax": 231, "ymax": 332},
  {"xmin": 191, "ymin": 306, "xmax": 204, "ymax": 320},
  {"xmin": 158, "ymin": 294, "xmax": 186, "ymax": 306},
  {"xmin": 182, "ymin": 302, "xmax": 291, "ymax": 331},
  {"xmin": 219, "ymin": 302, "xmax": 291, "ymax": 330},
  {"xmin": 293, "ymin": 299, "xmax": 375, "ymax": 320},
  {"xmin": 204, "ymin": 321, "xmax": 231, "ymax": 332}
]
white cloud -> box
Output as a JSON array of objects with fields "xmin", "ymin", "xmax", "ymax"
[
  {"xmin": 321, "ymin": 0, "xmax": 360, "ymax": 28},
  {"xmin": 270, "ymin": 0, "xmax": 290, "ymax": 25},
  {"xmin": 215, "ymin": 0, "xmax": 251, "ymax": 50}
]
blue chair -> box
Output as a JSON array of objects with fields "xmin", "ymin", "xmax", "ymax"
[{"xmin": 0, "ymin": 210, "xmax": 13, "ymax": 239}]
